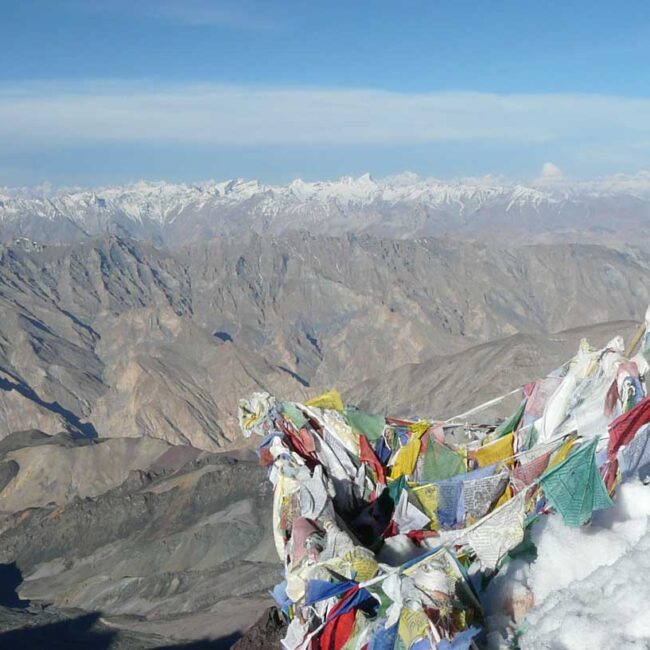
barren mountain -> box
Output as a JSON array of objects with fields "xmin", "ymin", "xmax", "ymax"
[
  {"xmin": 0, "ymin": 233, "xmax": 649, "ymax": 448},
  {"xmin": 347, "ymin": 320, "xmax": 641, "ymax": 422},
  {"xmin": 0, "ymin": 430, "xmax": 276, "ymax": 645}
]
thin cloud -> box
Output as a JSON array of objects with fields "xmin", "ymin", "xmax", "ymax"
[
  {"xmin": 72, "ymin": 0, "xmax": 281, "ymax": 31},
  {"xmin": 1, "ymin": 82, "xmax": 650, "ymax": 151},
  {"xmin": 144, "ymin": 0, "xmax": 281, "ymax": 30}
]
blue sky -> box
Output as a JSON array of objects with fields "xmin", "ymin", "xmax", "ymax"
[{"xmin": 2, "ymin": 0, "xmax": 650, "ymax": 186}]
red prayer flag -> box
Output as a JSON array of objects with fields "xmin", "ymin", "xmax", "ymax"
[
  {"xmin": 319, "ymin": 587, "xmax": 360, "ymax": 650},
  {"xmin": 608, "ymin": 394, "xmax": 650, "ymax": 458},
  {"xmin": 359, "ymin": 435, "xmax": 386, "ymax": 484},
  {"xmin": 319, "ymin": 608, "xmax": 356, "ymax": 650}
]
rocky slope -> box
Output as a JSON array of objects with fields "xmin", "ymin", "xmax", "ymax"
[
  {"xmin": 347, "ymin": 320, "xmax": 641, "ymax": 422},
  {"xmin": 0, "ymin": 431, "xmax": 277, "ymax": 645},
  {"xmin": 0, "ymin": 233, "xmax": 649, "ymax": 448}
]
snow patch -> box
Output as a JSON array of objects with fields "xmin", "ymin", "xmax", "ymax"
[{"xmin": 486, "ymin": 481, "xmax": 650, "ymax": 649}]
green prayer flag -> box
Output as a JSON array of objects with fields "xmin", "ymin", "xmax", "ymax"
[
  {"xmin": 421, "ymin": 438, "xmax": 466, "ymax": 481},
  {"xmin": 387, "ymin": 475, "xmax": 406, "ymax": 505},
  {"xmin": 281, "ymin": 402, "xmax": 308, "ymax": 430},
  {"xmin": 495, "ymin": 399, "xmax": 527, "ymax": 438},
  {"xmin": 343, "ymin": 407, "xmax": 386, "ymax": 441},
  {"xmin": 539, "ymin": 437, "xmax": 613, "ymax": 527}
]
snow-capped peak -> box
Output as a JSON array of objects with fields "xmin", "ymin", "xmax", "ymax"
[{"xmin": 2, "ymin": 171, "xmax": 650, "ymax": 245}]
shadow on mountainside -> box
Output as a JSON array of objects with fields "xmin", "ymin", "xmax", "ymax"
[
  {"xmin": 158, "ymin": 632, "xmax": 242, "ymax": 649},
  {"xmin": 0, "ymin": 602, "xmax": 285, "ymax": 649},
  {"xmin": 0, "ymin": 375, "xmax": 98, "ymax": 438},
  {"xmin": 0, "ymin": 612, "xmax": 116, "ymax": 649},
  {"xmin": 0, "ymin": 563, "xmax": 29, "ymax": 610},
  {"xmin": 160, "ymin": 607, "xmax": 287, "ymax": 650}
]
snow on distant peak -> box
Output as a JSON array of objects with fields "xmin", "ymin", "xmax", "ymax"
[
  {"xmin": 7, "ymin": 170, "xmax": 650, "ymax": 207},
  {"xmin": 2, "ymin": 171, "xmax": 650, "ymax": 236}
]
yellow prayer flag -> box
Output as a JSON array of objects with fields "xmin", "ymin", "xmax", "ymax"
[
  {"xmin": 343, "ymin": 550, "xmax": 379, "ymax": 582},
  {"xmin": 304, "ymin": 389, "xmax": 344, "ymax": 412},
  {"xmin": 398, "ymin": 608, "xmax": 429, "ymax": 648},
  {"xmin": 494, "ymin": 483, "xmax": 513, "ymax": 508},
  {"xmin": 453, "ymin": 609, "xmax": 470, "ymax": 632},
  {"xmin": 390, "ymin": 437, "xmax": 421, "ymax": 479},
  {"xmin": 473, "ymin": 432, "xmax": 514, "ymax": 467},
  {"xmin": 409, "ymin": 421, "xmax": 431, "ymax": 438},
  {"xmin": 547, "ymin": 436, "xmax": 575, "ymax": 469},
  {"xmin": 413, "ymin": 484, "xmax": 440, "ymax": 527}
]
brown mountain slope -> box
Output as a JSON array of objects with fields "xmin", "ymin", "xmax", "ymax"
[
  {"xmin": 345, "ymin": 320, "xmax": 640, "ymax": 422},
  {"xmin": 0, "ymin": 233, "xmax": 648, "ymax": 448}
]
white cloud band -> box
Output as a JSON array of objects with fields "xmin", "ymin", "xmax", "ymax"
[{"xmin": 1, "ymin": 82, "xmax": 649, "ymax": 149}]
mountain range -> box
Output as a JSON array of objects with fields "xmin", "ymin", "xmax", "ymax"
[
  {"xmin": 3, "ymin": 172, "xmax": 650, "ymax": 245},
  {"xmin": 1, "ymin": 232, "xmax": 648, "ymax": 449}
]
